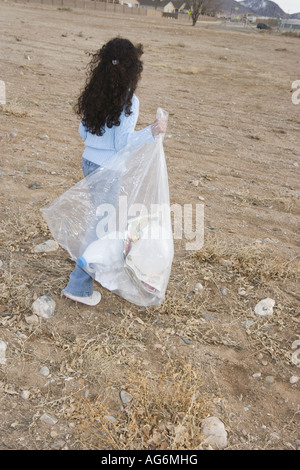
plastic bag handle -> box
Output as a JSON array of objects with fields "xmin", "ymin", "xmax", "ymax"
[{"xmin": 156, "ymin": 107, "xmax": 168, "ymax": 122}]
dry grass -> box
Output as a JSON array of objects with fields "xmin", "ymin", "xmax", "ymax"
[
  {"xmin": 71, "ymin": 360, "xmax": 213, "ymax": 450},
  {"xmin": 195, "ymin": 234, "xmax": 300, "ymax": 283},
  {"xmin": 0, "ymin": 100, "xmax": 32, "ymax": 118}
]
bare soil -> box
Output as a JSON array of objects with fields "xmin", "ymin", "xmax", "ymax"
[{"xmin": 0, "ymin": 1, "xmax": 299, "ymax": 450}]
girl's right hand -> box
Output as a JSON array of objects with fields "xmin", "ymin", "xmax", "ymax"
[{"xmin": 151, "ymin": 118, "xmax": 167, "ymax": 136}]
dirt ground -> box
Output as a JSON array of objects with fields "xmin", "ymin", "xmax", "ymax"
[{"xmin": 0, "ymin": 1, "xmax": 299, "ymax": 450}]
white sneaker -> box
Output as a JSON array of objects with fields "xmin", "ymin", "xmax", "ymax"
[{"xmin": 63, "ymin": 291, "xmax": 101, "ymax": 306}]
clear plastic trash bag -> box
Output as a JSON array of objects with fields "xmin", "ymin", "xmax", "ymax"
[{"xmin": 41, "ymin": 108, "xmax": 174, "ymax": 306}]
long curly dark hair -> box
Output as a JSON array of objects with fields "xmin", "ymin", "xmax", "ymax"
[{"xmin": 75, "ymin": 37, "xmax": 144, "ymax": 136}]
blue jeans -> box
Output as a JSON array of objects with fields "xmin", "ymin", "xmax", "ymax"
[
  {"xmin": 63, "ymin": 158, "xmax": 122, "ymax": 297},
  {"xmin": 62, "ymin": 158, "xmax": 101, "ymax": 297}
]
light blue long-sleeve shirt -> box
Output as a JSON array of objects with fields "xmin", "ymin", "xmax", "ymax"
[{"xmin": 79, "ymin": 94, "xmax": 155, "ymax": 167}]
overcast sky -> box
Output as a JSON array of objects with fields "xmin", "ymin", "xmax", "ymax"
[{"xmin": 236, "ymin": 0, "xmax": 300, "ymax": 14}]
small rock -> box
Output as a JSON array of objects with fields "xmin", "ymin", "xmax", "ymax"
[
  {"xmin": 51, "ymin": 440, "xmax": 66, "ymax": 450},
  {"xmin": 40, "ymin": 366, "xmax": 50, "ymax": 377},
  {"xmin": 220, "ymin": 288, "xmax": 228, "ymax": 295},
  {"xmin": 241, "ymin": 319, "xmax": 255, "ymax": 328},
  {"xmin": 25, "ymin": 314, "xmax": 39, "ymax": 325},
  {"xmin": 104, "ymin": 415, "xmax": 118, "ymax": 423},
  {"xmin": 180, "ymin": 337, "xmax": 192, "ymax": 344},
  {"xmin": 0, "ymin": 260, "xmax": 3, "ymax": 268},
  {"xmin": 254, "ymin": 298, "xmax": 275, "ymax": 316},
  {"xmin": 40, "ymin": 413, "xmax": 58, "ymax": 426},
  {"xmin": 252, "ymin": 372, "xmax": 261, "ymax": 378},
  {"xmin": 0, "ymin": 341, "xmax": 7, "ymax": 364},
  {"xmin": 9, "ymin": 132, "xmax": 17, "ymax": 138},
  {"xmin": 120, "ymin": 390, "xmax": 132, "ymax": 405},
  {"xmin": 194, "ymin": 282, "xmax": 203, "ymax": 291},
  {"xmin": 28, "ymin": 182, "xmax": 41, "ymax": 190},
  {"xmin": 33, "ymin": 240, "xmax": 59, "ymax": 253},
  {"xmin": 289, "ymin": 375, "xmax": 299, "ymax": 384},
  {"xmin": 190, "ymin": 180, "xmax": 200, "ymax": 187},
  {"xmin": 219, "ymin": 259, "xmax": 232, "ymax": 268},
  {"xmin": 265, "ymin": 375, "xmax": 275, "ymax": 384},
  {"xmin": 238, "ymin": 288, "xmax": 246, "ymax": 296},
  {"xmin": 201, "ymin": 416, "xmax": 228, "ymax": 449},
  {"xmin": 201, "ymin": 312, "xmax": 214, "ymax": 321},
  {"xmin": 198, "ymin": 196, "xmax": 205, "ymax": 201},
  {"xmin": 20, "ymin": 390, "xmax": 30, "ymax": 400},
  {"xmin": 39, "ymin": 134, "xmax": 49, "ymax": 140},
  {"xmin": 31, "ymin": 296, "xmax": 55, "ymax": 318}
]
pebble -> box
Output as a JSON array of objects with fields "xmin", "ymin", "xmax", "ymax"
[
  {"xmin": 0, "ymin": 340, "xmax": 7, "ymax": 365},
  {"xmin": 20, "ymin": 390, "xmax": 30, "ymax": 400},
  {"xmin": 194, "ymin": 282, "xmax": 203, "ymax": 291},
  {"xmin": 0, "ymin": 260, "xmax": 3, "ymax": 268},
  {"xmin": 28, "ymin": 182, "xmax": 41, "ymax": 190},
  {"xmin": 265, "ymin": 375, "xmax": 275, "ymax": 384},
  {"xmin": 252, "ymin": 372, "xmax": 261, "ymax": 378},
  {"xmin": 220, "ymin": 288, "xmax": 228, "ymax": 295},
  {"xmin": 219, "ymin": 259, "xmax": 233, "ymax": 268},
  {"xmin": 40, "ymin": 366, "xmax": 50, "ymax": 377},
  {"xmin": 201, "ymin": 416, "xmax": 228, "ymax": 449},
  {"xmin": 31, "ymin": 296, "xmax": 55, "ymax": 318},
  {"xmin": 25, "ymin": 314, "xmax": 39, "ymax": 325},
  {"xmin": 40, "ymin": 413, "xmax": 58, "ymax": 426},
  {"xmin": 33, "ymin": 240, "xmax": 59, "ymax": 253},
  {"xmin": 254, "ymin": 298, "xmax": 275, "ymax": 316},
  {"xmin": 289, "ymin": 375, "xmax": 299, "ymax": 384},
  {"xmin": 39, "ymin": 134, "xmax": 49, "ymax": 140},
  {"xmin": 120, "ymin": 390, "xmax": 132, "ymax": 405}
]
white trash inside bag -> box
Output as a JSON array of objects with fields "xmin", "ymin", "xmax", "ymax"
[{"xmin": 41, "ymin": 108, "xmax": 174, "ymax": 306}]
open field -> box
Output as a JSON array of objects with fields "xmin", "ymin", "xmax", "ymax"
[{"xmin": 0, "ymin": 1, "xmax": 299, "ymax": 450}]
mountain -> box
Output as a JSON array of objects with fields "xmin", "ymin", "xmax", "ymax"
[
  {"xmin": 205, "ymin": 0, "xmax": 300, "ymax": 19},
  {"xmin": 239, "ymin": 0, "xmax": 288, "ymax": 18},
  {"xmin": 207, "ymin": 0, "xmax": 257, "ymax": 15}
]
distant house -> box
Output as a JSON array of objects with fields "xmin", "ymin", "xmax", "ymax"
[
  {"xmin": 119, "ymin": 0, "xmax": 140, "ymax": 6},
  {"xmin": 138, "ymin": 0, "xmax": 186, "ymax": 13}
]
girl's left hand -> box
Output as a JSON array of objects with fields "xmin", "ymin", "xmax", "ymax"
[{"xmin": 151, "ymin": 118, "xmax": 167, "ymax": 136}]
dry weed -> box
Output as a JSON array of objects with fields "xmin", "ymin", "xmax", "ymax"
[
  {"xmin": 71, "ymin": 359, "xmax": 213, "ymax": 450},
  {"xmin": 0, "ymin": 100, "xmax": 31, "ymax": 118},
  {"xmin": 195, "ymin": 234, "xmax": 300, "ymax": 283}
]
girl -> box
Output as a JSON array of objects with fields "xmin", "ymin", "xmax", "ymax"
[{"xmin": 62, "ymin": 37, "xmax": 166, "ymax": 306}]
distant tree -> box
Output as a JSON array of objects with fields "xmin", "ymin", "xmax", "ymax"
[{"xmin": 186, "ymin": 0, "xmax": 222, "ymax": 26}]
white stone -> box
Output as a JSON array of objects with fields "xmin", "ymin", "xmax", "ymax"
[
  {"xmin": 0, "ymin": 340, "xmax": 7, "ymax": 364},
  {"xmin": 25, "ymin": 314, "xmax": 39, "ymax": 325},
  {"xmin": 33, "ymin": 240, "xmax": 59, "ymax": 253},
  {"xmin": 290, "ymin": 375, "xmax": 299, "ymax": 384},
  {"xmin": 194, "ymin": 282, "xmax": 203, "ymax": 291},
  {"xmin": 20, "ymin": 390, "xmax": 31, "ymax": 400},
  {"xmin": 40, "ymin": 366, "xmax": 50, "ymax": 377},
  {"xmin": 219, "ymin": 259, "xmax": 233, "ymax": 267},
  {"xmin": 31, "ymin": 296, "xmax": 55, "ymax": 318},
  {"xmin": 201, "ymin": 416, "xmax": 228, "ymax": 449},
  {"xmin": 254, "ymin": 298, "xmax": 275, "ymax": 316},
  {"xmin": 120, "ymin": 390, "xmax": 132, "ymax": 404},
  {"xmin": 40, "ymin": 413, "xmax": 58, "ymax": 426}
]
